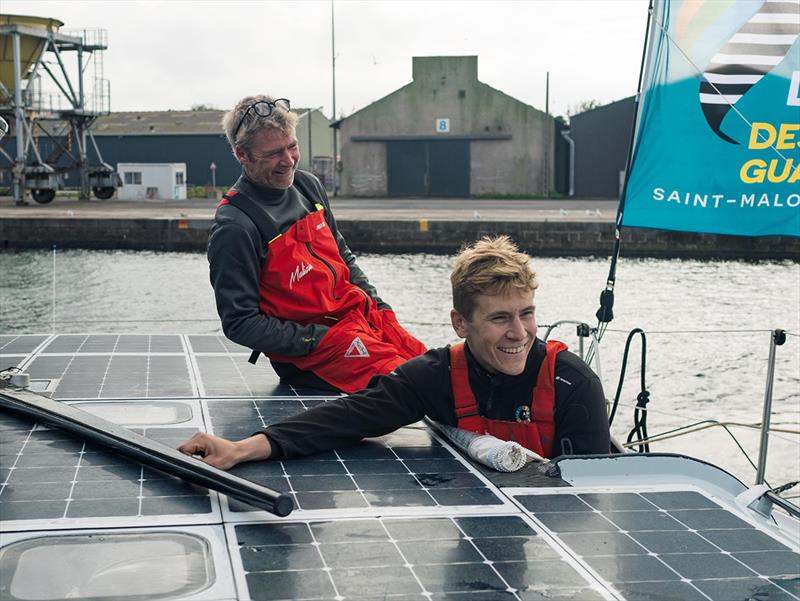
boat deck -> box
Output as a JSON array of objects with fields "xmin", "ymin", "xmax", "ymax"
[{"xmin": 1, "ymin": 334, "xmax": 798, "ymax": 601}]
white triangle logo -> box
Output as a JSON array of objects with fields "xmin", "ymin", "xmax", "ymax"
[{"xmin": 344, "ymin": 336, "xmax": 370, "ymax": 358}]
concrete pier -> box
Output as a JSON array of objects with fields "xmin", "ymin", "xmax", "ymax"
[{"xmin": 0, "ymin": 196, "xmax": 797, "ymax": 259}]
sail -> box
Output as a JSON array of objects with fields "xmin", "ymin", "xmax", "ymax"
[{"xmin": 623, "ymin": 0, "xmax": 800, "ymax": 238}]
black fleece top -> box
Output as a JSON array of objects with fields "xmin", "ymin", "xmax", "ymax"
[
  {"xmin": 263, "ymin": 338, "xmax": 611, "ymax": 459},
  {"xmin": 207, "ymin": 170, "xmax": 384, "ymax": 358}
]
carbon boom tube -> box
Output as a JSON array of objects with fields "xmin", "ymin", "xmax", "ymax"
[{"xmin": 0, "ymin": 384, "xmax": 294, "ymax": 517}]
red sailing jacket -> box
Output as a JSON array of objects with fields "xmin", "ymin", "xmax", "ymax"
[
  {"xmin": 218, "ymin": 189, "xmax": 426, "ymax": 393},
  {"xmin": 257, "ymin": 203, "xmax": 373, "ymax": 324},
  {"xmin": 219, "ymin": 191, "xmax": 374, "ymax": 325},
  {"xmin": 449, "ymin": 340, "xmax": 567, "ymax": 458}
]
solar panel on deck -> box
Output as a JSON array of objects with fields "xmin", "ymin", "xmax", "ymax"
[
  {"xmin": 25, "ymin": 354, "xmax": 195, "ymax": 399},
  {"xmin": 188, "ymin": 334, "xmax": 249, "ymax": 353},
  {"xmin": 41, "ymin": 334, "xmax": 184, "ymax": 354},
  {"xmin": 195, "ymin": 355, "xmax": 288, "ymax": 397},
  {"xmin": 513, "ymin": 490, "xmax": 800, "ymax": 601},
  {"xmin": 231, "ymin": 515, "xmax": 607, "ymax": 601},
  {"xmin": 0, "ymin": 412, "xmax": 214, "ymax": 527},
  {"xmin": 0, "ymin": 335, "xmax": 48, "ymax": 354},
  {"xmin": 2, "ymin": 333, "xmax": 799, "ymax": 601}
]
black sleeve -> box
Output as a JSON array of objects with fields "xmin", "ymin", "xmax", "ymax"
[
  {"xmin": 552, "ymin": 351, "xmax": 611, "ymax": 456},
  {"xmin": 207, "ymin": 213, "xmax": 329, "ymax": 357},
  {"xmin": 306, "ymin": 174, "xmax": 388, "ymax": 310},
  {"xmin": 263, "ymin": 349, "xmax": 455, "ymax": 459}
]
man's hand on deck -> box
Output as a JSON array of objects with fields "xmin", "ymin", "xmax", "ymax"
[{"xmin": 177, "ymin": 432, "xmax": 271, "ymax": 470}]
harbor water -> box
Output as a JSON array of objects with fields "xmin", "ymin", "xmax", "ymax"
[{"xmin": 1, "ymin": 249, "xmax": 798, "ymax": 493}]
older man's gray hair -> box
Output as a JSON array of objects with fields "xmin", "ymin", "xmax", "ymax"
[{"xmin": 221, "ymin": 94, "xmax": 298, "ymax": 156}]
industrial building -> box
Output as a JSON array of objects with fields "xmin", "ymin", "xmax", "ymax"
[
  {"xmin": 570, "ymin": 96, "xmax": 635, "ymax": 199},
  {"xmin": 89, "ymin": 107, "xmax": 334, "ymax": 191},
  {"xmin": 335, "ymin": 56, "xmax": 557, "ymax": 198}
]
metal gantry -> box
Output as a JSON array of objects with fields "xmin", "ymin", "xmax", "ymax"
[{"xmin": 0, "ymin": 14, "xmax": 120, "ymax": 204}]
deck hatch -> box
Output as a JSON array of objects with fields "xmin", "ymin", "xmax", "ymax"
[
  {"xmin": 71, "ymin": 401, "xmax": 193, "ymax": 425},
  {"xmin": 0, "ymin": 531, "xmax": 214, "ymax": 600}
]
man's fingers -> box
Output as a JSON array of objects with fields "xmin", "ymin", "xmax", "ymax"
[{"xmin": 177, "ymin": 433, "xmax": 212, "ymax": 458}]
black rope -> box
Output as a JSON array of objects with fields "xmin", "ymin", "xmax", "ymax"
[
  {"xmin": 628, "ymin": 389, "xmax": 651, "ymax": 454},
  {"xmin": 608, "ymin": 328, "xmax": 651, "ymax": 453},
  {"xmin": 771, "ymin": 480, "xmax": 799, "ymax": 495}
]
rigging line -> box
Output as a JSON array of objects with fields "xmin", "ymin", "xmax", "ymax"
[
  {"xmin": 37, "ymin": 318, "xmax": 455, "ymax": 326},
  {"xmin": 593, "ymin": 327, "xmax": 797, "ymax": 335},
  {"xmin": 610, "ymin": 400, "xmax": 800, "ymax": 440},
  {"xmin": 593, "ymin": 0, "xmax": 655, "ymax": 342},
  {"xmin": 51, "ymin": 246, "xmax": 56, "ymax": 335},
  {"xmin": 46, "ymin": 318, "xmax": 221, "ymax": 324},
  {"xmin": 650, "ymin": 10, "xmax": 790, "ymax": 161},
  {"xmin": 622, "ymin": 419, "xmax": 764, "ymax": 479},
  {"xmin": 636, "ymin": 419, "xmax": 800, "ymax": 445}
]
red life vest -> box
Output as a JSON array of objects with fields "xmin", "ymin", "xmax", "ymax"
[
  {"xmin": 449, "ymin": 340, "xmax": 567, "ymax": 458},
  {"xmin": 218, "ymin": 189, "xmax": 426, "ymax": 393}
]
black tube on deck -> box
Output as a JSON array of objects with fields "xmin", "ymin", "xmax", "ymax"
[{"xmin": 0, "ymin": 385, "xmax": 294, "ymax": 517}]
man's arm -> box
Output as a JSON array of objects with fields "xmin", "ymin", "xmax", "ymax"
[
  {"xmin": 178, "ymin": 350, "xmax": 454, "ymax": 467},
  {"xmin": 208, "ymin": 216, "xmax": 329, "ymax": 356},
  {"xmin": 552, "ymin": 352, "xmax": 611, "ymax": 456},
  {"xmin": 265, "ymin": 350, "xmax": 453, "ymax": 458}
]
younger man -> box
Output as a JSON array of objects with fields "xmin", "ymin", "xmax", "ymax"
[{"xmin": 179, "ymin": 236, "xmax": 610, "ymax": 468}]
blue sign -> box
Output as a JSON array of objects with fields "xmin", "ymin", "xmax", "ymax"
[{"xmin": 623, "ymin": 0, "xmax": 800, "ymax": 238}]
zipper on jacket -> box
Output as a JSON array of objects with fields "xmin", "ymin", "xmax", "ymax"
[
  {"xmin": 305, "ymin": 242, "xmax": 340, "ymax": 299},
  {"xmin": 359, "ymin": 288, "xmax": 372, "ymax": 322}
]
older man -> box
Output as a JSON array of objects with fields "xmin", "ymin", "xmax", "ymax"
[
  {"xmin": 180, "ymin": 236, "xmax": 610, "ymax": 469},
  {"xmin": 211, "ymin": 95, "xmax": 426, "ymax": 393}
]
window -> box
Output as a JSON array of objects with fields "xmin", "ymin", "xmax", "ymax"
[
  {"xmin": 175, "ymin": 171, "xmax": 185, "ymax": 185},
  {"xmin": 124, "ymin": 171, "xmax": 142, "ymax": 185}
]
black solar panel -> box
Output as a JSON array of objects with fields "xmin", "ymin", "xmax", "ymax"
[
  {"xmin": 514, "ymin": 490, "xmax": 800, "ymax": 601},
  {"xmin": 0, "ymin": 335, "xmax": 49, "ymax": 354},
  {"xmin": 232, "ymin": 516, "xmax": 607, "ymax": 600},
  {"xmin": 0, "ymin": 410, "xmax": 213, "ymax": 527},
  {"xmin": 1, "ymin": 334, "xmax": 798, "ymax": 601}
]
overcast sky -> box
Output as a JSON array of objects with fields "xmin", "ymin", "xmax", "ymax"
[{"xmin": 7, "ymin": 0, "xmax": 650, "ymax": 119}]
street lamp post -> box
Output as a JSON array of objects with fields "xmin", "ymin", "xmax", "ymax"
[{"xmin": 209, "ymin": 162, "xmax": 217, "ymax": 197}]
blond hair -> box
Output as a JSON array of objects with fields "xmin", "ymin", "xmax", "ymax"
[
  {"xmin": 451, "ymin": 235, "xmax": 537, "ymax": 319},
  {"xmin": 222, "ymin": 94, "xmax": 298, "ymax": 156}
]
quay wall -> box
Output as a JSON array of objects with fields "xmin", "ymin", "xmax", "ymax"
[{"xmin": 1, "ymin": 217, "xmax": 797, "ymax": 260}]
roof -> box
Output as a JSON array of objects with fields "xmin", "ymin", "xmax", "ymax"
[{"xmin": 91, "ymin": 108, "xmax": 320, "ymax": 135}]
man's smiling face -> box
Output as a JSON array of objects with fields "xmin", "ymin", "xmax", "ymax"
[
  {"xmin": 236, "ymin": 127, "xmax": 300, "ymax": 189},
  {"xmin": 450, "ymin": 287, "xmax": 537, "ymax": 376}
]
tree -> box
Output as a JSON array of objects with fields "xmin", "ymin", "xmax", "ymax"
[{"xmin": 566, "ymin": 99, "xmax": 602, "ymax": 117}]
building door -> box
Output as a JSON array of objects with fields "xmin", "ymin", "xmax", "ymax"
[
  {"xmin": 428, "ymin": 140, "xmax": 469, "ymax": 197},
  {"xmin": 387, "ymin": 140, "xmax": 469, "ymax": 197},
  {"xmin": 387, "ymin": 141, "xmax": 427, "ymax": 196}
]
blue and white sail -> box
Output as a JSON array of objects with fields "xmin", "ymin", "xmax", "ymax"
[{"xmin": 623, "ymin": 0, "xmax": 800, "ymax": 237}]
